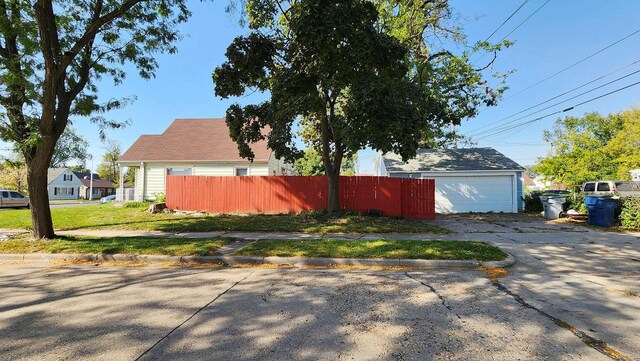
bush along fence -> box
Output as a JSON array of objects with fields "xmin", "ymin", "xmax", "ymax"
[{"xmin": 165, "ymin": 176, "xmax": 436, "ymax": 219}]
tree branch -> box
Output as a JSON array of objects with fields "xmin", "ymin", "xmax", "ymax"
[{"xmin": 56, "ymin": 0, "xmax": 143, "ymax": 79}]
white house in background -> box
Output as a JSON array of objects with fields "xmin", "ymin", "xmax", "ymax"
[
  {"xmin": 47, "ymin": 168, "xmax": 83, "ymax": 200},
  {"xmin": 630, "ymin": 169, "xmax": 640, "ymax": 182},
  {"xmin": 376, "ymin": 147, "xmax": 525, "ymax": 213},
  {"xmin": 116, "ymin": 118, "xmax": 294, "ymax": 202}
]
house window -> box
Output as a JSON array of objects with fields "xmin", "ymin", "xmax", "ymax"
[
  {"xmin": 166, "ymin": 167, "xmax": 193, "ymax": 176},
  {"xmin": 63, "ymin": 174, "xmax": 73, "ymax": 181},
  {"xmin": 235, "ymin": 168, "xmax": 249, "ymax": 176}
]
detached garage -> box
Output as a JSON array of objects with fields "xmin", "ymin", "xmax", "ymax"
[{"xmin": 377, "ymin": 148, "xmax": 525, "ymax": 213}]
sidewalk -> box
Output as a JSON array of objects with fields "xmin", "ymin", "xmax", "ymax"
[{"xmin": 57, "ymin": 229, "xmax": 452, "ymax": 241}]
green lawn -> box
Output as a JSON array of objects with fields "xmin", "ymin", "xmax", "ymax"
[
  {"xmin": 233, "ymin": 239, "xmax": 506, "ymax": 261},
  {"xmin": 0, "ymin": 236, "xmax": 231, "ymax": 256},
  {"xmin": 0, "ymin": 204, "xmax": 450, "ymax": 234}
]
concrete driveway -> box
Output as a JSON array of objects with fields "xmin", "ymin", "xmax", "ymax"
[{"xmin": 0, "ymin": 214, "xmax": 638, "ymax": 360}]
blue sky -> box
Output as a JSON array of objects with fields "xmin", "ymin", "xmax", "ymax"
[{"xmin": 4, "ymin": 0, "xmax": 640, "ymax": 172}]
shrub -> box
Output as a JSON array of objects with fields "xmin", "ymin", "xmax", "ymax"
[
  {"xmin": 620, "ymin": 197, "xmax": 640, "ymax": 230},
  {"xmin": 122, "ymin": 201, "xmax": 151, "ymax": 208},
  {"xmin": 564, "ymin": 193, "xmax": 587, "ymax": 214},
  {"xmin": 152, "ymin": 192, "xmax": 166, "ymax": 203},
  {"xmin": 523, "ymin": 193, "xmax": 543, "ymax": 213}
]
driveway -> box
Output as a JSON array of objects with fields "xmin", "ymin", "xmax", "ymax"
[{"xmin": 0, "ymin": 214, "xmax": 638, "ymax": 360}]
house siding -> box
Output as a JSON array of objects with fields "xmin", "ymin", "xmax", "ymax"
[
  {"xmin": 140, "ymin": 162, "xmax": 271, "ymax": 200},
  {"xmin": 516, "ymin": 171, "xmax": 524, "ymax": 211},
  {"xmin": 144, "ymin": 164, "xmax": 167, "ymax": 200}
]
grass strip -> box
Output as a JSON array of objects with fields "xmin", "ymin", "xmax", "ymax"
[
  {"xmin": 0, "ymin": 204, "xmax": 450, "ymax": 234},
  {"xmin": 0, "ymin": 236, "xmax": 232, "ymax": 256},
  {"xmin": 233, "ymin": 239, "xmax": 507, "ymax": 261}
]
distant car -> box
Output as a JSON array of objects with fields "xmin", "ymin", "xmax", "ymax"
[
  {"xmin": 582, "ymin": 181, "xmax": 640, "ymax": 197},
  {"xmin": 100, "ymin": 194, "xmax": 116, "ymax": 203},
  {"xmin": 0, "ymin": 190, "xmax": 30, "ymax": 208}
]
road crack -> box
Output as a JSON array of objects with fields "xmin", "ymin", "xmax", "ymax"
[
  {"xmin": 492, "ymin": 280, "xmax": 634, "ymax": 361},
  {"xmin": 134, "ymin": 269, "xmax": 256, "ymax": 360},
  {"xmin": 404, "ymin": 272, "xmax": 462, "ymax": 321}
]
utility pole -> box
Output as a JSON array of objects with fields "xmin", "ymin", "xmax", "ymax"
[{"xmin": 89, "ymin": 155, "xmax": 94, "ymax": 201}]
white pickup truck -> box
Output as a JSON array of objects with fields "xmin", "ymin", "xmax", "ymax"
[{"xmin": 0, "ymin": 190, "xmax": 30, "ymax": 208}]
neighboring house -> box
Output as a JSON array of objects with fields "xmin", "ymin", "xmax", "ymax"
[
  {"xmin": 630, "ymin": 169, "xmax": 640, "ymax": 182},
  {"xmin": 79, "ymin": 177, "xmax": 116, "ymax": 199},
  {"xmin": 47, "ymin": 168, "xmax": 83, "ymax": 200},
  {"xmin": 376, "ymin": 147, "xmax": 525, "ymax": 213},
  {"xmin": 523, "ymin": 173, "xmax": 539, "ymax": 191},
  {"xmin": 117, "ymin": 118, "xmax": 294, "ymax": 202}
]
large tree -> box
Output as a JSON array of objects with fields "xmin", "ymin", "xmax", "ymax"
[
  {"xmin": 0, "ymin": 0, "xmax": 190, "ymax": 238},
  {"xmin": 535, "ymin": 111, "xmax": 627, "ymax": 187},
  {"xmin": 604, "ymin": 109, "xmax": 640, "ymax": 179},
  {"xmin": 96, "ymin": 139, "xmax": 121, "ymax": 183},
  {"xmin": 0, "ymin": 153, "xmax": 27, "ymax": 193},
  {"xmin": 50, "ymin": 126, "xmax": 89, "ymax": 167},
  {"xmin": 214, "ymin": 0, "xmax": 507, "ymax": 212}
]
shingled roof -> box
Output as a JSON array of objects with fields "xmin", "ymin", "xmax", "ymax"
[
  {"xmin": 118, "ymin": 118, "xmax": 272, "ymax": 163},
  {"xmin": 382, "ymin": 147, "xmax": 524, "ymax": 172}
]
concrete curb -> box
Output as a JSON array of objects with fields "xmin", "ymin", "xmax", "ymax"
[
  {"xmin": 0, "ymin": 252, "xmax": 516, "ymax": 269},
  {"xmin": 480, "ymin": 252, "xmax": 516, "ymax": 268}
]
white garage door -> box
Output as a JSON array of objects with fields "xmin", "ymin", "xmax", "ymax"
[{"xmin": 430, "ymin": 175, "xmax": 514, "ymax": 213}]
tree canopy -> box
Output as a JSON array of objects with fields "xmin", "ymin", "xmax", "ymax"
[
  {"xmin": 0, "ymin": 0, "xmax": 190, "ymax": 238},
  {"xmin": 535, "ymin": 109, "xmax": 640, "ymax": 186},
  {"xmin": 214, "ymin": 0, "xmax": 508, "ymax": 211},
  {"xmin": 294, "ymin": 148, "xmax": 357, "ymax": 176},
  {"xmin": 50, "ymin": 126, "xmax": 89, "ymax": 168},
  {"xmin": 97, "ymin": 139, "xmax": 121, "ymax": 184}
]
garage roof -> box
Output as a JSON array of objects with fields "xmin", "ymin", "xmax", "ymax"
[{"xmin": 382, "ymin": 147, "xmax": 524, "ymax": 172}]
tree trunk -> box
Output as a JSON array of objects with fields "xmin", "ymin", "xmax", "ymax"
[
  {"xmin": 25, "ymin": 139, "xmax": 57, "ymax": 239},
  {"xmin": 326, "ymin": 168, "xmax": 340, "ymax": 213}
]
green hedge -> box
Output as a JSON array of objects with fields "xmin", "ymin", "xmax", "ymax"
[{"xmin": 620, "ymin": 198, "xmax": 640, "ymax": 230}]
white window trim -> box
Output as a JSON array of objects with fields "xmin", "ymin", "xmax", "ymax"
[{"xmin": 234, "ymin": 166, "xmax": 250, "ymax": 176}]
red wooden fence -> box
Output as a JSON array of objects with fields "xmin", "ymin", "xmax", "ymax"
[{"xmin": 165, "ymin": 176, "xmax": 435, "ymax": 219}]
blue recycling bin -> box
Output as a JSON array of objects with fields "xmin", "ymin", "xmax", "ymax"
[{"xmin": 584, "ymin": 196, "xmax": 618, "ymax": 227}]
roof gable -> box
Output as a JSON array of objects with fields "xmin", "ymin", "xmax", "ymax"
[
  {"xmin": 118, "ymin": 118, "xmax": 272, "ymax": 163},
  {"xmin": 382, "ymin": 147, "xmax": 524, "ymax": 172},
  {"xmin": 47, "ymin": 168, "xmax": 83, "ymax": 184}
]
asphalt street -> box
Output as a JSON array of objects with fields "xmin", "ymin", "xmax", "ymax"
[{"xmin": 0, "ymin": 214, "xmax": 638, "ymax": 360}]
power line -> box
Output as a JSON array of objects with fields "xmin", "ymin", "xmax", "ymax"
[
  {"xmin": 474, "ymin": 0, "xmax": 551, "ymax": 65},
  {"xmin": 469, "ymin": 67, "xmax": 640, "ymax": 137},
  {"xmin": 482, "ymin": 0, "xmax": 530, "ymax": 42},
  {"xmin": 499, "ymin": 0, "xmax": 552, "ymax": 42},
  {"xmin": 466, "ymin": 58, "xmax": 640, "ymax": 135},
  {"xmin": 474, "ymin": 79, "xmax": 640, "ymax": 141},
  {"xmin": 503, "ymin": 28, "xmax": 640, "ymax": 100}
]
